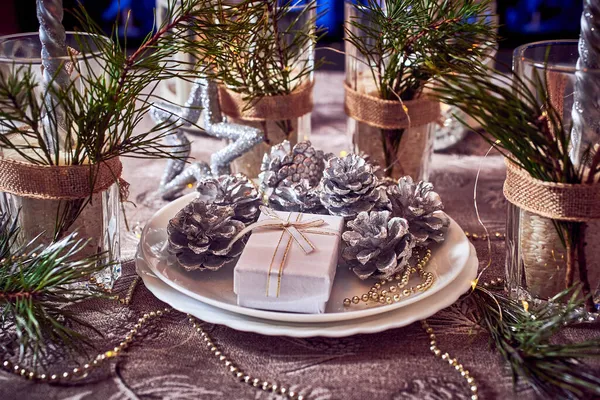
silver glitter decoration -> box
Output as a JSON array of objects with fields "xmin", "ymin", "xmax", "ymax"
[
  {"xmin": 386, "ymin": 176, "xmax": 449, "ymax": 246},
  {"xmin": 570, "ymin": 0, "xmax": 600, "ymax": 167},
  {"xmin": 200, "ymin": 78, "xmax": 264, "ymax": 175},
  {"xmin": 167, "ymin": 200, "xmax": 246, "ymax": 271},
  {"xmin": 151, "ymin": 76, "xmax": 263, "ymax": 199},
  {"xmin": 319, "ymin": 154, "xmax": 384, "ymax": 218},
  {"xmin": 37, "ymin": 0, "xmax": 70, "ymax": 153},
  {"xmin": 342, "ymin": 210, "xmax": 414, "ymax": 280}
]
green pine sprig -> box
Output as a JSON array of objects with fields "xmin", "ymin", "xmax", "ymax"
[
  {"xmin": 463, "ymin": 284, "xmax": 600, "ymax": 399},
  {"xmin": 0, "ymin": 212, "xmax": 109, "ymax": 368},
  {"xmin": 193, "ymin": 0, "xmax": 326, "ymax": 139},
  {"xmin": 345, "ymin": 0, "xmax": 496, "ymax": 102}
]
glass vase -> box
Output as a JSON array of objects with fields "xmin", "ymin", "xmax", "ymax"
[
  {"xmin": 0, "ymin": 33, "xmax": 121, "ymax": 289},
  {"xmin": 227, "ymin": 1, "xmax": 315, "ymax": 179},
  {"xmin": 156, "ymin": 0, "xmax": 197, "ymax": 107},
  {"xmin": 344, "ymin": 0, "xmax": 435, "ymax": 181},
  {"xmin": 434, "ymin": 0, "xmax": 499, "ymax": 151},
  {"xmin": 506, "ymin": 40, "xmax": 600, "ymax": 306}
]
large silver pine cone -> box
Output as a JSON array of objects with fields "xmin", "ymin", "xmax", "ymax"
[
  {"xmin": 259, "ymin": 140, "xmax": 332, "ymax": 193},
  {"xmin": 269, "ymin": 180, "xmax": 326, "ymax": 214},
  {"xmin": 319, "ymin": 154, "xmax": 383, "ymax": 218},
  {"xmin": 167, "ymin": 200, "xmax": 246, "ymax": 271},
  {"xmin": 196, "ymin": 174, "xmax": 261, "ymax": 224},
  {"xmin": 387, "ymin": 176, "xmax": 449, "ymax": 245},
  {"xmin": 342, "ymin": 210, "xmax": 414, "ymax": 280}
]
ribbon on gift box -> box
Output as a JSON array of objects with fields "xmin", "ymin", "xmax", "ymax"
[{"xmin": 228, "ymin": 206, "xmax": 339, "ymax": 297}]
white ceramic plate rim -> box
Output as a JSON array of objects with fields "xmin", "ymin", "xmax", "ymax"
[
  {"xmin": 135, "ymin": 243, "xmax": 478, "ymax": 338},
  {"xmin": 140, "ymin": 192, "xmax": 470, "ymax": 323}
]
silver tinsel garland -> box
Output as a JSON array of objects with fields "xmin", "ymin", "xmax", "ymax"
[{"xmin": 151, "ymin": 77, "xmax": 263, "ymax": 199}]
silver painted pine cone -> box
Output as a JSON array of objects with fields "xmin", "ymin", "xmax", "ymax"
[
  {"xmin": 269, "ymin": 180, "xmax": 326, "ymax": 214},
  {"xmin": 196, "ymin": 174, "xmax": 261, "ymax": 224},
  {"xmin": 167, "ymin": 200, "xmax": 246, "ymax": 271},
  {"xmin": 319, "ymin": 154, "xmax": 383, "ymax": 218},
  {"xmin": 259, "ymin": 140, "xmax": 332, "ymax": 192},
  {"xmin": 342, "ymin": 210, "xmax": 414, "ymax": 280},
  {"xmin": 387, "ymin": 176, "xmax": 449, "ymax": 245}
]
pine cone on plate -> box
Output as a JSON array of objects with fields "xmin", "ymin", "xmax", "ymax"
[
  {"xmin": 259, "ymin": 140, "xmax": 332, "ymax": 192},
  {"xmin": 319, "ymin": 154, "xmax": 383, "ymax": 218},
  {"xmin": 167, "ymin": 200, "xmax": 246, "ymax": 271},
  {"xmin": 387, "ymin": 176, "xmax": 449, "ymax": 245},
  {"xmin": 196, "ymin": 174, "xmax": 261, "ymax": 224},
  {"xmin": 269, "ymin": 179, "xmax": 327, "ymax": 214},
  {"xmin": 342, "ymin": 210, "xmax": 414, "ymax": 280}
]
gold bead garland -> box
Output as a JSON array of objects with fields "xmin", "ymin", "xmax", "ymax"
[
  {"xmin": 188, "ymin": 315, "xmax": 302, "ymax": 399},
  {"xmin": 1, "ymin": 307, "xmax": 172, "ymax": 382},
  {"xmin": 3, "ymin": 242, "xmax": 501, "ymax": 400},
  {"xmin": 421, "ymin": 320, "xmax": 479, "ymax": 400},
  {"xmin": 343, "ymin": 249, "xmax": 434, "ymax": 307}
]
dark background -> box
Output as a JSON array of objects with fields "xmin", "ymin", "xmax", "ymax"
[{"xmin": 0, "ymin": 0, "xmax": 583, "ymax": 65}]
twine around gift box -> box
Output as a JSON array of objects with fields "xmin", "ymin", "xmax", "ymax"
[
  {"xmin": 229, "ymin": 207, "xmax": 340, "ymax": 298},
  {"xmin": 0, "ymin": 157, "xmax": 128, "ymax": 200},
  {"xmin": 218, "ymin": 81, "xmax": 314, "ymax": 122}
]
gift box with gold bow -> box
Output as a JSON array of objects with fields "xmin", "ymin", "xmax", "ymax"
[{"xmin": 232, "ymin": 207, "xmax": 344, "ymax": 313}]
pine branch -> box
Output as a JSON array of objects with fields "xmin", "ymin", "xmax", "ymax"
[
  {"xmin": 463, "ymin": 285, "xmax": 600, "ymax": 399},
  {"xmin": 345, "ymin": 0, "xmax": 497, "ymax": 102},
  {"xmin": 195, "ymin": 0, "xmax": 325, "ymax": 103},
  {"xmin": 0, "ymin": 212, "xmax": 109, "ymax": 367}
]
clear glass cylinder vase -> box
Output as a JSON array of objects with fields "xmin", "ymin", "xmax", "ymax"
[
  {"xmin": 506, "ymin": 40, "xmax": 600, "ymax": 305},
  {"xmin": 0, "ymin": 33, "xmax": 121, "ymax": 289},
  {"xmin": 227, "ymin": 1, "xmax": 315, "ymax": 179},
  {"xmin": 344, "ymin": 0, "xmax": 434, "ymax": 181},
  {"xmin": 434, "ymin": 0, "xmax": 498, "ymax": 151}
]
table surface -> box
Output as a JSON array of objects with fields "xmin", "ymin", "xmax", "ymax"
[{"xmin": 2, "ymin": 71, "xmax": 597, "ymax": 400}]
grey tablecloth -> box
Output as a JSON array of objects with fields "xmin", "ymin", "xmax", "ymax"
[{"xmin": 2, "ymin": 71, "xmax": 596, "ymax": 400}]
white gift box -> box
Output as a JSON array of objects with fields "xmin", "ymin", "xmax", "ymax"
[{"xmin": 233, "ymin": 208, "xmax": 344, "ymax": 314}]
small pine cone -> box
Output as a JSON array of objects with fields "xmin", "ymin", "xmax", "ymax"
[
  {"xmin": 387, "ymin": 176, "xmax": 449, "ymax": 245},
  {"xmin": 259, "ymin": 140, "xmax": 332, "ymax": 194},
  {"xmin": 196, "ymin": 174, "xmax": 261, "ymax": 224},
  {"xmin": 319, "ymin": 154, "xmax": 383, "ymax": 218},
  {"xmin": 167, "ymin": 200, "xmax": 246, "ymax": 271},
  {"xmin": 342, "ymin": 210, "xmax": 414, "ymax": 280},
  {"xmin": 269, "ymin": 180, "xmax": 326, "ymax": 214}
]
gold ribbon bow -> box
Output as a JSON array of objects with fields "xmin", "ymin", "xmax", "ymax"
[{"xmin": 229, "ymin": 206, "xmax": 335, "ymax": 297}]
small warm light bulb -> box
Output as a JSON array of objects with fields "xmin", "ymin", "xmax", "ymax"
[
  {"xmin": 470, "ymin": 279, "xmax": 478, "ymax": 290},
  {"xmin": 340, "ymin": 150, "xmax": 348, "ymax": 157},
  {"xmin": 187, "ymin": 183, "xmax": 194, "ymax": 189}
]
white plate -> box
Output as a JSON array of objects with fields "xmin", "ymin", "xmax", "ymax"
[
  {"xmin": 135, "ymin": 243, "xmax": 478, "ymax": 338},
  {"xmin": 139, "ymin": 192, "xmax": 471, "ymax": 323}
]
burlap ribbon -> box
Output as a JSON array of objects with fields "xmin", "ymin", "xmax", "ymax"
[
  {"xmin": 218, "ymin": 81, "xmax": 314, "ymax": 122},
  {"xmin": 0, "ymin": 157, "xmax": 126, "ymax": 200},
  {"xmin": 344, "ymin": 82, "xmax": 441, "ymax": 130},
  {"xmin": 503, "ymin": 159, "xmax": 600, "ymax": 222}
]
